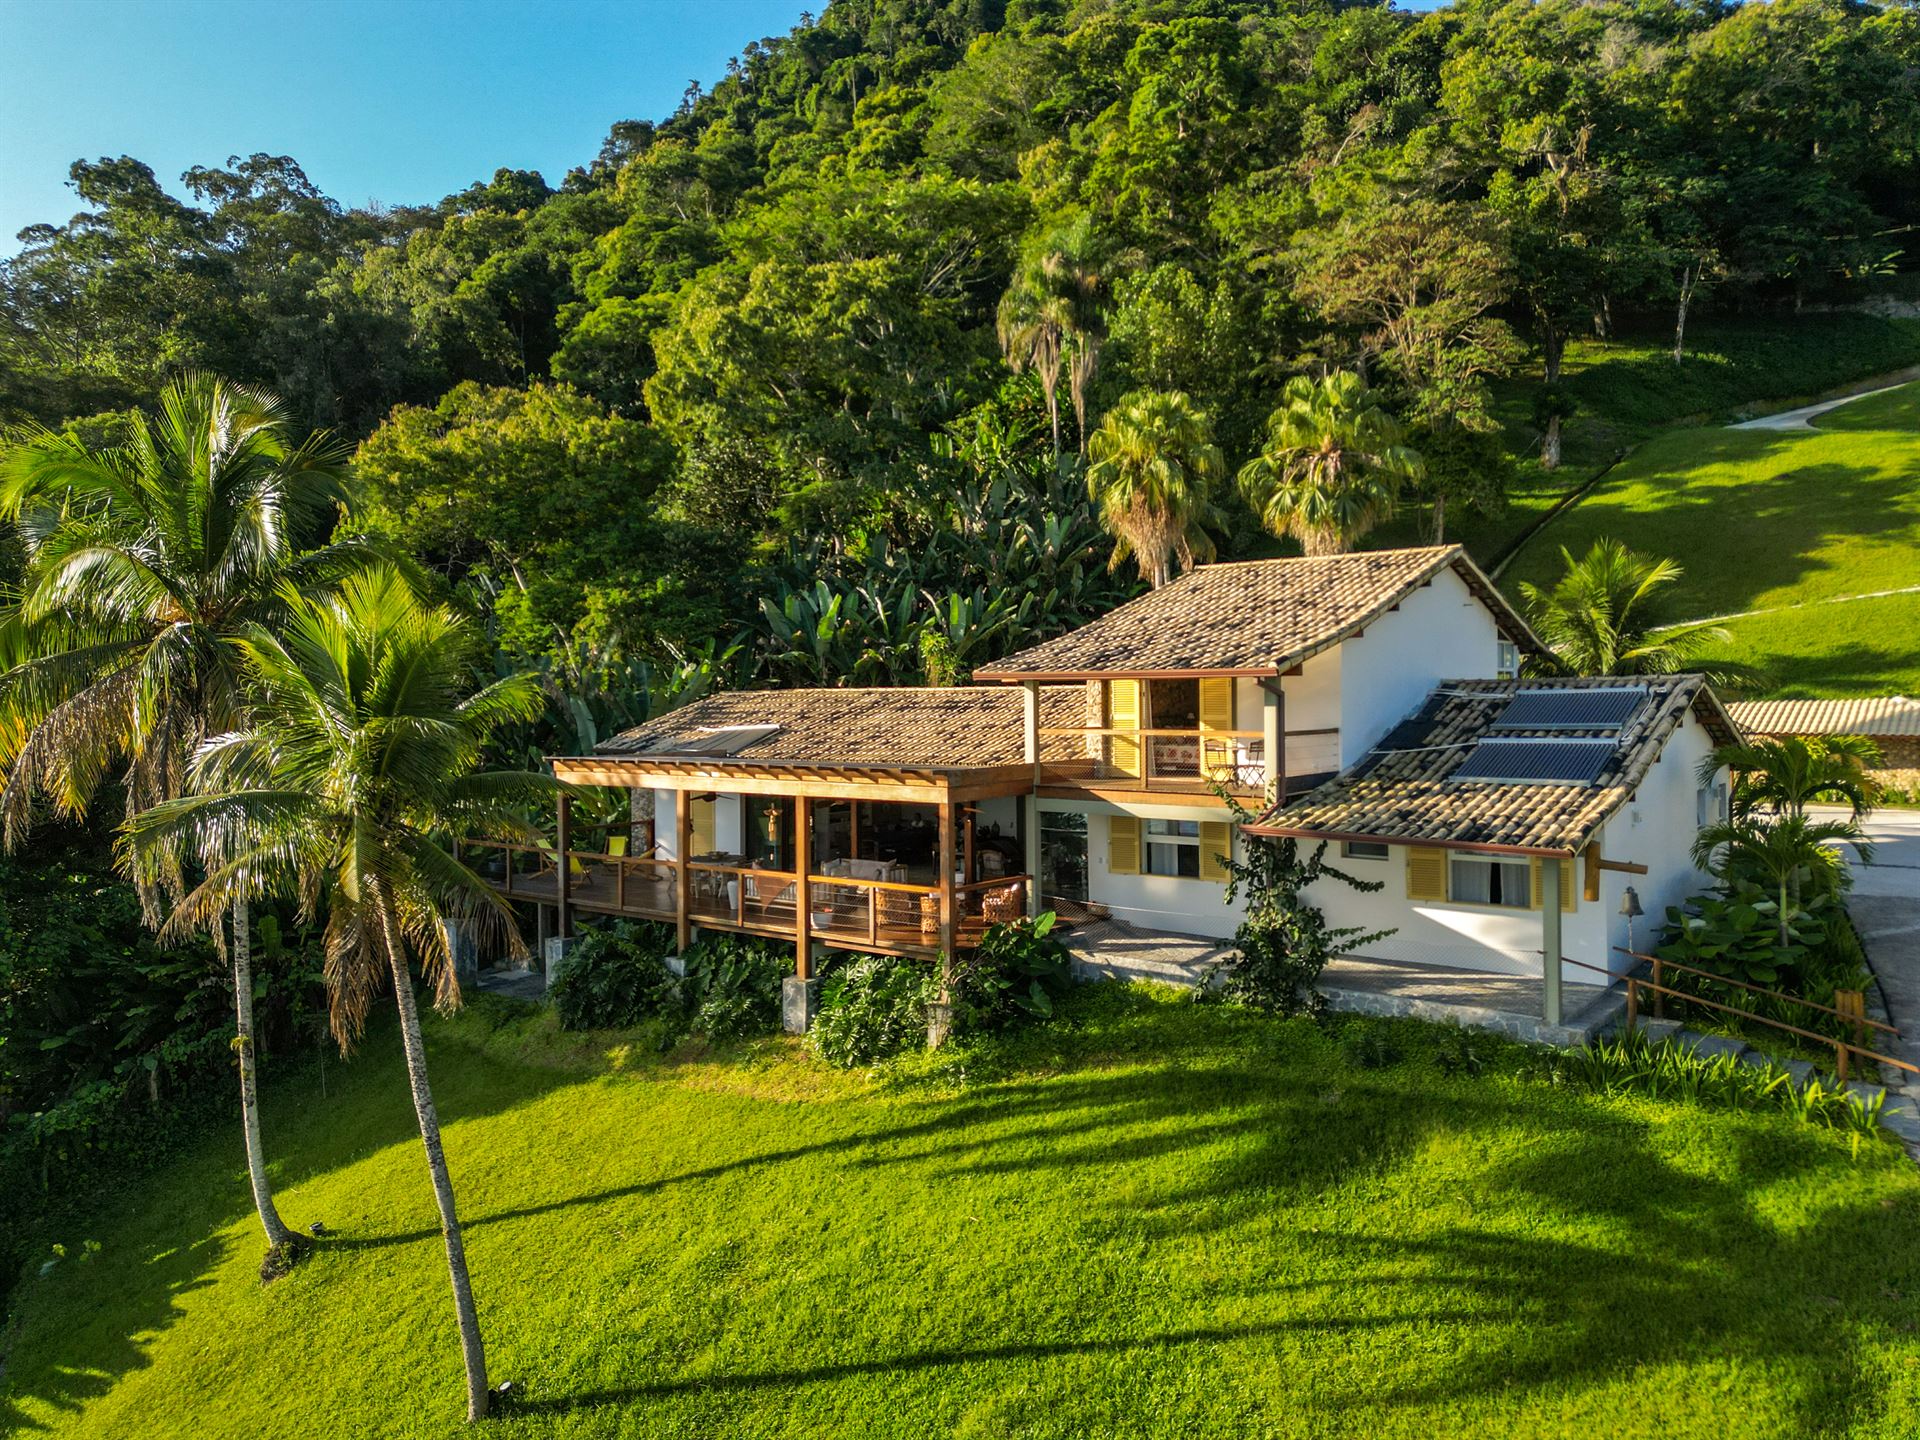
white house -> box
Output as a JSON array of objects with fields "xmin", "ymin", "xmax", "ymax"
[{"xmin": 474, "ymin": 545, "xmax": 1733, "ymax": 1030}]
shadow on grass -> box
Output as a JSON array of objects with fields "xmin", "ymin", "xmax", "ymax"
[
  {"xmin": 0, "ymin": 1232, "xmax": 228, "ymax": 1435},
  {"xmin": 488, "ymin": 1001, "xmax": 1919, "ymax": 1432},
  {"xmin": 0, "ymin": 1003, "xmax": 581, "ymax": 1432},
  {"xmin": 504, "ymin": 1311, "xmax": 1491, "ymax": 1416}
]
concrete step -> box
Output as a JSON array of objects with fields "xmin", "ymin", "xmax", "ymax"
[
  {"xmin": 1672, "ymin": 1029, "xmax": 1751, "ymax": 1062},
  {"xmin": 1073, "ymin": 956, "xmax": 1211, "ymax": 989}
]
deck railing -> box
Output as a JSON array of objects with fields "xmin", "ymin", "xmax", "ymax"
[
  {"xmin": 462, "ymin": 836, "xmax": 1027, "ymax": 952},
  {"xmin": 1036, "ymin": 726, "xmax": 1340, "ymax": 793},
  {"xmin": 1565, "ymin": 949, "xmax": 1919, "ymax": 1084}
]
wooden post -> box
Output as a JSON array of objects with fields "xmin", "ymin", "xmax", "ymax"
[
  {"xmin": 1261, "ymin": 680, "xmax": 1284, "ymax": 804},
  {"xmin": 1624, "ymin": 976, "xmax": 1639, "ymax": 1032},
  {"xmin": 963, "ymin": 808, "xmax": 975, "ymax": 886},
  {"xmin": 1836, "ymin": 1039, "xmax": 1851, "ymax": 1084},
  {"xmin": 1836, "ymin": 988, "xmax": 1867, "ymax": 1053},
  {"xmin": 1541, "ymin": 858, "xmax": 1563, "ymax": 1027},
  {"xmin": 1652, "ymin": 955, "xmax": 1665, "ymax": 1021},
  {"xmin": 938, "ymin": 799, "xmax": 957, "ymax": 960},
  {"xmin": 795, "ymin": 796, "xmax": 812, "ymax": 982},
  {"xmin": 1022, "ymin": 680, "xmax": 1043, "ymax": 918},
  {"xmin": 674, "ymin": 792, "xmax": 692, "ymax": 953},
  {"xmin": 555, "ymin": 792, "xmax": 573, "ymax": 939}
]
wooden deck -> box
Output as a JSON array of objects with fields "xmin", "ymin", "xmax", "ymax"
[{"xmin": 467, "ymin": 842, "xmax": 1027, "ymax": 958}]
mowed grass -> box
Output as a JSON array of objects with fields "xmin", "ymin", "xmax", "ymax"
[
  {"xmin": 1500, "ymin": 383, "xmax": 1920, "ymax": 693},
  {"xmin": 5, "ymin": 987, "xmax": 1920, "ymax": 1440}
]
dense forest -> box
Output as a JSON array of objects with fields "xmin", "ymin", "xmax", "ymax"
[
  {"xmin": 3, "ymin": 0, "xmax": 1920, "ymax": 1280},
  {"xmin": 5, "ymin": 0, "xmax": 1917, "ymax": 739}
]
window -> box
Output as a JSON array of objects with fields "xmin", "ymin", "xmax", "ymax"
[
  {"xmin": 1449, "ymin": 855, "xmax": 1531, "ymax": 909},
  {"xmin": 1496, "ymin": 639, "xmax": 1521, "ymax": 679},
  {"xmin": 1342, "ymin": 840, "xmax": 1389, "ymax": 861},
  {"xmin": 1697, "ymin": 781, "xmax": 1729, "ymax": 827},
  {"xmin": 1145, "ymin": 819, "xmax": 1202, "ymax": 878}
]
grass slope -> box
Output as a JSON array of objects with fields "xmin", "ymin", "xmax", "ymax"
[
  {"xmin": 1500, "ymin": 382, "xmax": 1920, "ymax": 696},
  {"xmin": 5, "ymin": 989, "xmax": 1919, "ymax": 1440}
]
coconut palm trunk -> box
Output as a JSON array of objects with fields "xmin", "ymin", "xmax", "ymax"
[
  {"xmin": 376, "ymin": 885, "xmax": 489, "ymax": 1423},
  {"xmin": 231, "ymin": 898, "xmax": 294, "ymax": 1248}
]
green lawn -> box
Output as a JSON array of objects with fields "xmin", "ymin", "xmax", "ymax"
[
  {"xmin": 1498, "ymin": 382, "xmax": 1920, "ymax": 694},
  {"xmin": 6, "ymin": 988, "xmax": 1919, "ymax": 1439}
]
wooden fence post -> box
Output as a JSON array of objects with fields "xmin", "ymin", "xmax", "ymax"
[{"xmin": 1651, "ymin": 955, "xmax": 1665, "ymax": 1022}]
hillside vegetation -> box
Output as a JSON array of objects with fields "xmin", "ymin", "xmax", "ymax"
[
  {"xmin": 1501, "ymin": 380, "xmax": 1920, "ymax": 695},
  {"xmin": 5, "ymin": 989, "xmax": 1919, "ymax": 1440}
]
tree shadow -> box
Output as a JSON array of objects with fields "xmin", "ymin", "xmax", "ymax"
[{"xmin": 0, "ymin": 1232, "xmax": 227, "ymax": 1435}]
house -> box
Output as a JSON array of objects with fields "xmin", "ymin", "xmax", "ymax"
[
  {"xmin": 1726, "ymin": 697, "xmax": 1920, "ymax": 793},
  {"xmin": 473, "ymin": 545, "xmax": 1732, "ymax": 1030}
]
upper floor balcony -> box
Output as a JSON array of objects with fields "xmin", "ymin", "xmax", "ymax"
[{"xmin": 1034, "ymin": 725, "xmax": 1341, "ymax": 800}]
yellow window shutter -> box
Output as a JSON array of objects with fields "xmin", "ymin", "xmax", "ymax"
[
  {"xmin": 1199, "ymin": 821, "xmax": 1232, "ymax": 882},
  {"xmin": 1406, "ymin": 846, "xmax": 1447, "ymax": 902},
  {"xmin": 690, "ymin": 797, "xmax": 716, "ymax": 856},
  {"xmin": 1108, "ymin": 815, "xmax": 1141, "ymax": 875},
  {"xmin": 1199, "ymin": 678, "xmax": 1234, "ymax": 780},
  {"xmin": 1109, "ymin": 679, "xmax": 1142, "ymax": 779},
  {"xmin": 1527, "ymin": 857, "xmax": 1578, "ymax": 912}
]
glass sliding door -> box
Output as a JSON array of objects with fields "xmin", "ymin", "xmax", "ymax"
[{"xmin": 1039, "ymin": 811, "xmax": 1089, "ymax": 905}]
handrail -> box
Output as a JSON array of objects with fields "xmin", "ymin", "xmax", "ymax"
[
  {"xmin": 1610, "ymin": 947, "xmax": 1898, "ymax": 1035},
  {"xmin": 1555, "ymin": 948, "xmax": 1917, "ymax": 1083},
  {"xmin": 1039, "ymin": 726, "xmax": 1266, "ymax": 740}
]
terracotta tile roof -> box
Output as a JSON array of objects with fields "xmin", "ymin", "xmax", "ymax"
[
  {"xmin": 974, "ymin": 546, "xmax": 1540, "ymax": 681},
  {"xmin": 1728, "ymin": 697, "xmax": 1920, "ymax": 739},
  {"xmin": 1248, "ymin": 676, "xmax": 1739, "ymax": 856},
  {"xmin": 596, "ymin": 686, "xmax": 1079, "ymax": 771}
]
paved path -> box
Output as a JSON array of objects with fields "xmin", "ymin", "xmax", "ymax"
[
  {"xmin": 1835, "ymin": 808, "xmax": 1920, "ymax": 1077},
  {"xmin": 1728, "ymin": 380, "xmax": 1910, "ymax": 431}
]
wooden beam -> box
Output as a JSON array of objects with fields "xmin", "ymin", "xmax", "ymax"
[
  {"xmin": 555, "ymin": 792, "xmax": 573, "ymax": 939},
  {"xmin": 794, "ymin": 795, "xmax": 812, "ymax": 982},
  {"xmin": 1262, "ymin": 681, "xmax": 1284, "ymax": 806},
  {"xmin": 674, "ymin": 791, "xmax": 692, "ymax": 953},
  {"xmin": 938, "ymin": 801, "xmax": 957, "ymax": 962}
]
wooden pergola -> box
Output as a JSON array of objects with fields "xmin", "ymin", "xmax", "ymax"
[{"xmin": 546, "ymin": 752, "xmax": 1040, "ymax": 980}]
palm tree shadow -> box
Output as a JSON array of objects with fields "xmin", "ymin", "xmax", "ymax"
[{"xmin": 0, "ymin": 1232, "xmax": 227, "ymax": 1435}]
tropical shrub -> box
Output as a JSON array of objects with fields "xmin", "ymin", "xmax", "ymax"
[
  {"xmin": 809, "ymin": 953, "xmax": 937, "ymax": 1068},
  {"xmin": 550, "ymin": 920, "xmax": 679, "ymax": 1031},
  {"xmin": 1555, "ymin": 1030, "xmax": 1888, "ymax": 1138},
  {"xmin": 681, "ymin": 934, "xmax": 789, "ymax": 1042},
  {"xmin": 1209, "ymin": 798, "xmax": 1392, "ymax": 1016},
  {"xmin": 947, "ymin": 912, "xmax": 1076, "ymax": 1031},
  {"xmin": 1656, "ymin": 881, "xmax": 1824, "ymax": 990}
]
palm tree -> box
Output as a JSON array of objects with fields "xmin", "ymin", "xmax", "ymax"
[
  {"xmin": 996, "ymin": 265, "xmax": 1069, "ymax": 459},
  {"xmin": 997, "ymin": 214, "xmax": 1107, "ymax": 456},
  {"xmin": 1691, "ymin": 813, "xmax": 1869, "ymax": 946},
  {"xmin": 1702, "ymin": 733, "xmax": 1881, "ymax": 822},
  {"xmin": 1085, "ymin": 390, "xmax": 1226, "ymax": 589},
  {"xmin": 1237, "ymin": 372, "xmax": 1424, "ymax": 556},
  {"xmin": 1518, "ymin": 539, "xmax": 1733, "ymax": 677},
  {"xmin": 125, "ymin": 569, "xmax": 556, "ymax": 1423},
  {"xmin": 0, "ymin": 373, "xmax": 368, "ymax": 1259}
]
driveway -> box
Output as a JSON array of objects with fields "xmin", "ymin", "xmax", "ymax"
[
  {"xmin": 1729, "ymin": 379, "xmax": 1911, "ymax": 431},
  {"xmin": 1834, "ymin": 807, "xmax": 1920, "ymax": 1073}
]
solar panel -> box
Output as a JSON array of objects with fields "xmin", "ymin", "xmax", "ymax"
[
  {"xmin": 1452, "ymin": 737, "xmax": 1616, "ymax": 785},
  {"xmin": 643, "ymin": 723, "xmax": 780, "ymax": 757},
  {"xmin": 1492, "ymin": 688, "xmax": 1646, "ymax": 732}
]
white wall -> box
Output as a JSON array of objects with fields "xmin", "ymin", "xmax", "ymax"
[
  {"xmin": 1335, "ymin": 566, "xmax": 1503, "ymax": 767},
  {"xmin": 1304, "ymin": 710, "xmax": 1723, "ymax": 981},
  {"xmin": 1041, "ymin": 798, "xmax": 1249, "ymax": 938},
  {"xmin": 1587, "ymin": 712, "xmax": 1722, "ymax": 976},
  {"xmin": 1307, "ymin": 844, "xmax": 1606, "ymax": 978}
]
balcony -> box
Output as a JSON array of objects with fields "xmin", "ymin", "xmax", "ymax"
[
  {"xmin": 461, "ymin": 836, "xmax": 1030, "ymax": 957},
  {"xmin": 1035, "ymin": 726, "xmax": 1341, "ymax": 799}
]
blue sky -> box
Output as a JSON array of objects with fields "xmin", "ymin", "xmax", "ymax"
[{"xmin": 0, "ymin": 0, "xmax": 812, "ymax": 250}]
